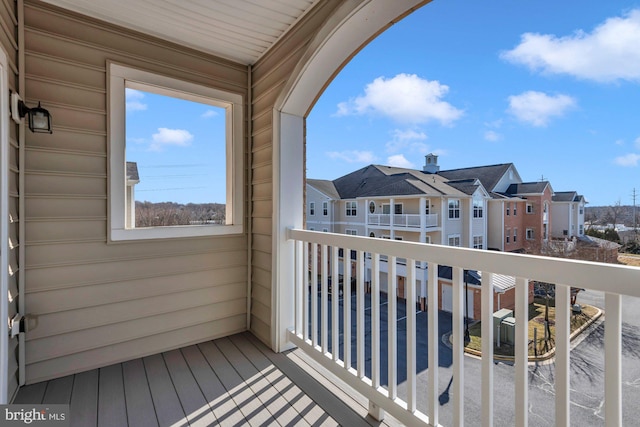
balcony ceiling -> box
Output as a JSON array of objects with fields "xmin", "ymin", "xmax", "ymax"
[{"xmin": 41, "ymin": 0, "xmax": 319, "ymax": 65}]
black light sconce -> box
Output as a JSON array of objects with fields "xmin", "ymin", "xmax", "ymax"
[{"xmin": 11, "ymin": 92, "xmax": 53, "ymax": 134}]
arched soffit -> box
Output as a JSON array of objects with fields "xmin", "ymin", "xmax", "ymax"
[{"xmin": 276, "ymin": 0, "xmax": 430, "ymax": 117}]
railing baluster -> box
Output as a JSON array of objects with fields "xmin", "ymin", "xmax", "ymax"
[
  {"xmin": 303, "ymin": 242, "xmax": 310, "ymax": 342},
  {"xmin": 322, "ymin": 244, "xmax": 328, "ymax": 355},
  {"xmin": 605, "ymin": 293, "xmax": 622, "ymax": 426},
  {"xmin": 515, "ymin": 277, "xmax": 529, "ymax": 427},
  {"xmin": 428, "ymin": 261, "xmax": 439, "ymax": 425},
  {"xmin": 388, "ymin": 256, "xmax": 398, "ymax": 400},
  {"xmin": 332, "ymin": 246, "xmax": 340, "ymax": 361},
  {"xmin": 357, "ymin": 250, "xmax": 365, "ymax": 379},
  {"xmin": 344, "ymin": 248, "xmax": 352, "ymax": 370},
  {"xmin": 295, "ymin": 239, "xmax": 303, "ymax": 336},
  {"xmin": 372, "ymin": 253, "xmax": 381, "ymax": 389},
  {"xmin": 452, "ymin": 267, "xmax": 464, "ymax": 426},
  {"xmin": 481, "ymin": 272, "xmax": 494, "ymax": 427},
  {"xmin": 407, "ymin": 259, "xmax": 417, "ymax": 413},
  {"xmin": 311, "ymin": 243, "xmax": 318, "ymax": 348},
  {"xmin": 555, "ymin": 283, "xmax": 570, "ymax": 427}
]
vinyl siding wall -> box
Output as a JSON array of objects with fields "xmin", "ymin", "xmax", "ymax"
[
  {"xmin": 249, "ymin": 0, "xmax": 343, "ymax": 345},
  {"xmin": 22, "ymin": 1, "xmax": 248, "ymax": 384},
  {"xmin": 3, "ymin": 0, "xmax": 19, "ymax": 400}
]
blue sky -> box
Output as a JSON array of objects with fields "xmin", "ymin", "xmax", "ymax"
[{"xmin": 307, "ymin": 0, "xmax": 640, "ymax": 207}]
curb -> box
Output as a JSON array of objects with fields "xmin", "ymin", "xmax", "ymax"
[{"xmin": 445, "ymin": 305, "xmax": 603, "ymax": 363}]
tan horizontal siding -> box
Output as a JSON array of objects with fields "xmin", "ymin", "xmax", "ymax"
[
  {"xmin": 22, "ymin": 1, "xmax": 248, "ymax": 383},
  {"xmin": 26, "ymin": 315, "xmax": 247, "ymax": 384}
]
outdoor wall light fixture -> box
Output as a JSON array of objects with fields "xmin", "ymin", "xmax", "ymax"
[{"xmin": 10, "ymin": 92, "xmax": 53, "ymax": 134}]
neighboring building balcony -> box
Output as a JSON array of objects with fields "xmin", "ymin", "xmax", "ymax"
[
  {"xmin": 367, "ymin": 213, "xmax": 438, "ymax": 229},
  {"xmin": 286, "ymin": 228, "xmax": 637, "ymax": 426}
]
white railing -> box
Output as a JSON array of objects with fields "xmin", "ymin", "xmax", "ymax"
[
  {"xmin": 368, "ymin": 213, "xmax": 438, "ymax": 228},
  {"xmin": 287, "ymin": 228, "xmax": 640, "ymax": 427}
]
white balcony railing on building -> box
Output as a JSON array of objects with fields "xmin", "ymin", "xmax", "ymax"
[
  {"xmin": 368, "ymin": 213, "xmax": 438, "ymax": 228},
  {"xmin": 287, "ymin": 228, "xmax": 639, "ymax": 427}
]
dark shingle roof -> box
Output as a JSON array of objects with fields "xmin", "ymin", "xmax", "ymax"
[
  {"xmin": 553, "ymin": 191, "xmax": 585, "ymax": 203},
  {"xmin": 505, "ymin": 181, "xmax": 549, "ymax": 195},
  {"xmin": 438, "ymin": 163, "xmax": 513, "ymax": 192},
  {"xmin": 126, "ymin": 161, "xmax": 139, "ymax": 181},
  {"xmin": 307, "ymin": 179, "xmax": 340, "ymax": 199},
  {"xmin": 445, "ymin": 179, "xmax": 480, "ymax": 196}
]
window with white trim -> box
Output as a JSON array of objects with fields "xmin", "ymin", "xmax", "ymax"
[
  {"xmin": 109, "ymin": 63, "xmax": 243, "ymax": 241},
  {"xmin": 345, "ymin": 229, "xmax": 357, "ymax": 235},
  {"xmin": 448, "ymin": 234, "xmax": 461, "ymax": 247},
  {"xmin": 506, "ymin": 203, "xmax": 510, "ymax": 216},
  {"xmin": 513, "ymin": 228, "xmax": 518, "ymax": 242},
  {"xmin": 394, "ymin": 203, "xmax": 403, "ymax": 215},
  {"xmin": 309, "ymin": 202, "xmax": 315, "ymax": 216},
  {"xmin": 425, "ymin": 199, "xmax": 430, "ymax": 215},
  {"xmin": 473, "ymin": 235, "xmax": 483, "ymax": 249},
  {"xmin": 346, "ymin": 201, "xmax": 357, "ymax": 216},
  {"xmin": 506, "ymin": 229, "xmax": 510, "ymax": 244},
  {"xmin": 323, "ymin": 201, "xmax": 328, "ymax": 216},
  {"xmin": 369, "ymin": 201, "xmax": 376, "ymax": 214},
  {"xmin": 526, "ymin": 203, "xmax": 533, "ymax": 214},
  {"xmin": 448, "ymin": 199, "xmax": 460, "ymax": 219},
  {"xmin": 473, "ymin": 198, "xmax": 483, "ymax": 218},
  {"xmin": 513, "ymin": 204, "xmax": 517, "ymax": 216},
  {"xmin": 322, "ymin": 228, "xmax": 328, "ymax": 232},
  {"xmin": 526, "ymin": 228, "xmax": 534, "ymax": 240}
]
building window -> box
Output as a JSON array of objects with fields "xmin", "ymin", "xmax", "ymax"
[
  {"xmin": 506, "ymin": 229, "xmax": 510, "ymax": 244},
  {"xmin": 369, "ymin": 201, "xmax": 376, "ymax": 214},
  {"xmin": 323, "ymin": 201, "xmax": 328, "ymax": 216},
  {"xmin": 382, "ymin": 204, "xmax": 391, "ymax": 214},
  {"xmin": 579, "ymin": 206, "xmax": 584, "ymax": 214},
  {"xmin": 513, "ymin": 228, "xmax": 517, "ymax": 242},
  {"xmin": 513, "ymin": 204, "xmax": 517, "ymax": 216},
  {"xmin": 473, "ymin": 199, "xmax": 483, "ymax": 218},
  {"xmin": 526, "ymin": 203, "xmax": 533, "ymax": 214},
  {"xmin": 394, "ymin": 203, "xmax": 403, "ymax": 215},
  {"xmin": 506, "ymin": 203, "xmax": 510, "ymax": 216},
  {"xmin": 346, "ymin": 229, "xmax": 357, "ymax": 236},
  {"xmin": 425, "ymin": 200, "xmax": 430, "ymax": 215},
  {"xmin": 526, "ymin": 228, "xmax": 534, "ymax": 240},
  {"xmin": 543, "ymin": 223, "xmax": 548, "ymax": 240},
  {"xmin": 346, "ymin": 201, "xmax": 357, "ymax": 216},
  {"xmin": 579, "ymin": 225, "xmax": 584, "ymax": 234},
  {"xmin": 448, "ymin": 199, "xmax": 460, "ymax": 219},
  {"xmin": 309, "ymin": 202, "xmax": 315, "ymax": 216},
  {"xmin": 369, "ymin": 232, "xmax": 375, "ymax": 238},
  {"xmin": 448, "ymin": 234, "xmax": 461, "ymax": 247},
  {"xmin": 109, "ymin": 63, "xmax": 243, "ymax": 241},
  {"xmin": 424, "ymin": 235, "xmax": 431, "ymax": 244},
  {"xmin": 322, "ymin": 228, "xmax": 328, "ymax": 232},
  {"xmin": 473, "ymin": 236, "xmax": 483, "ymax": 249}
]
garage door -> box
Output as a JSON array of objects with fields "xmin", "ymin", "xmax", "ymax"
[{"xmin": 441, "ymin": 284, "xmax": 474, "ymax": 318}]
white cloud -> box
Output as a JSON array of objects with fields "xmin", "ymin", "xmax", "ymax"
[
  {"xmin": 385, "ymin": 128, "xmax": 428, "ymax": 153},
  {"xmin": 335, "ymin": 74, "xmax": 463, "ymax": 125},
  {"xmin": 635, "ymin": 137, "xmax": 640, "ymax": 149},
  {"xmin": 484, "ymin": 130, "xmax": 502, "ymax": 141},
  {"xmin": 387, "ymin": 154, "xmax": 415, "ymax": 168},
  {"xmin": 507, "ymin": 91, "xmax": 576, "ymax": 127},
  {"xmin": 126, "ymin": 89, "xmax": 147, "ymax": 111},
  {"xmin": 150, "ymin": 128, "xmax": 194, "ymax": 151},
  {"xmin": 201, "ymin": 110, "xmax": 219, "ymax": 118},
  {"xmin": 326, "ymin": 150, "xmax": 377, "ymax": 164},
  {"xmin": 501, "ymin": 9, "xmax": 640, "ymax": 83},
  {"xmin": 615, "ymin": 153, "xmax": 640, "ymax": 166}
]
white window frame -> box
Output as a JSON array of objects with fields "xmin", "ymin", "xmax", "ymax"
[
  {"xmin": 394, "ymin": 203, "xmax": 403, "ymax": 215},
  {"xmin": 506, "ymin": 203, "xmax": 510, "ymax": 216},
  {"xmin": 108, "ymin": 63, "xmax": 244, "ymax": 241},
  {"xmin": 346, "ymin": 201, "xmax": 357, "ymax": 216},
  {"xmin": 513, "ymin": 204, "xmax": 517, "ymax": 216},
  {"xmin": 513, "ymin": 228, "xmax": 518, "ymax": 243},
  {"xmin": 473, "ymin": 199, "xmax": 483, "ymax": 218},
  {"xmin": 368, "ymin": 201, "xmax": 376, "ymax": 214},
  {"xmin": 526, "ymin": 228, "xmax": 534, "ymax": 240},
  {"xmin": 526, "ymin": 203, "xmax": 533, "ymax": 214},
  {"xmin": 448, "ymin": 199, "xmax": 460, "ymax": 219},
  {"xmin": 506, "ymin": 229, "xmax": 510, "ymax": 244},
  {"xmin": 345, "ymin": 229, "xmax": 357, "ymax": 236},
  {"xmin": 448, "ymin": 234, "xmax": 461, "ymax": 247},
  {"xmin": 309, "ymin": 202, "xmax": 315, "ymax": 216},
  {"xmin": 473, "ymin": 235, "xmax": 483, "ymax": 249},
  {"xmin": 322, "ymin": 201, "xmax": 328, "ymax": 216}
]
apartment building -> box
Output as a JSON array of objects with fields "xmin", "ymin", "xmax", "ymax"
[{"xmin": 551, "ymin": 191, "xmax": 587, "ymax": 238}]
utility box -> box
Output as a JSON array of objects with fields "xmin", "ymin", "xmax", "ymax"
[
  {"xmin": 501, "ymin": 316, "xmax": 516, "ymax": 345},
  {"xmin": 493, "ymin": 309, "xmax": 513, "ymax": 345}
]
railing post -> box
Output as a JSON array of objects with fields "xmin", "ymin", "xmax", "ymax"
[
  {"xmin": 357, "ymin": 250, "xmax": 365, "ymax": 379},
  {"xmin": 332, "ymin": 245, "xmax": 340, "ymax": 361},
  {"xmin": 605, "ymin": 293, "xmax": 622, "ymax": 427},
  {"xmin": 311, "ymin": 243, "xmax": 318, "ymax": 348},
  {"xmin": 515, "ymin": 277, "xmax": 528, "ymax": 427},
  {"xmin": 321, "ymin": 244, "xmax": 329, "ymax": 355},
  {"xmin": 388, "ymin": 256, "xmax": 398, "ymax": 400},
  {"xmin": 344, "ymin": 248, "xmax": 352, "ymax": 370},
  {"xmin": 452, "ymin": 267, "xmax": 465, "ymax": 426},
  {"xmin": 555, "ymin": 284, "xmax": 570, "ymax": 427},
  {"xmin": 428, "ymin": 261, "xmax": 439, "ymax": 426},
  {"xmin": 481, "ymin": 272, "xmax": 494, "ymax": 427},
  {"xmin": 407, "ymin": 259, "xmax": 417, "ymax": 413}
]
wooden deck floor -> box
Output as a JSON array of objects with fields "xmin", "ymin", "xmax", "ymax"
[{"xmin": 13, "ymin": 332, "xmax": 388, "ymax": 427}]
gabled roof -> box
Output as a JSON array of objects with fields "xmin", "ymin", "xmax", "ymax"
[
  {"xmin": 329, "ymin": 164, "xmax": 471, "ymax": 199},
  {"xmin": 446, "ymin": 179, "xmax": 481, "ymax": 196},
  {"xmin": 307, "ymin": 179, "xmax": 340, "ymax": 199},
  {"xmin": 437, "ymin": 163, "xmax": 515, "ymax": 193},
  {"xmin": 553, "ymin": 191, "xmax": 585, "ymax": 203},
  {"xmin": 505, "ymin": 181, "xmax": 551, "ymax": 196},
  {"xmin": 126, "ymin": 161, "xmax": 139, "ymax": 182}
]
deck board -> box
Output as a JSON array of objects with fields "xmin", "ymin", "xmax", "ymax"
[
  {"xmin": 98, "ymin": 364, "xmax": 128, "ymax": 427},
  {"xmin": 13, "ymin": 332, "xmax": 390, "ymax": 427}
]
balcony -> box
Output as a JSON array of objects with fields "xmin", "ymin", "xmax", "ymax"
[
  {"xmin": 286, "ymin": 229, "xmax": 640, "ymax": 426},
  {"xmin": 368, "ymin": 214, "xmax": 438, "ymax": 229}
]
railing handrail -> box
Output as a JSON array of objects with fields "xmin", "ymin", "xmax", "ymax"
[{"xmin": 288, "ymin": 228, "xmax": 640, "ymax": 297}]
